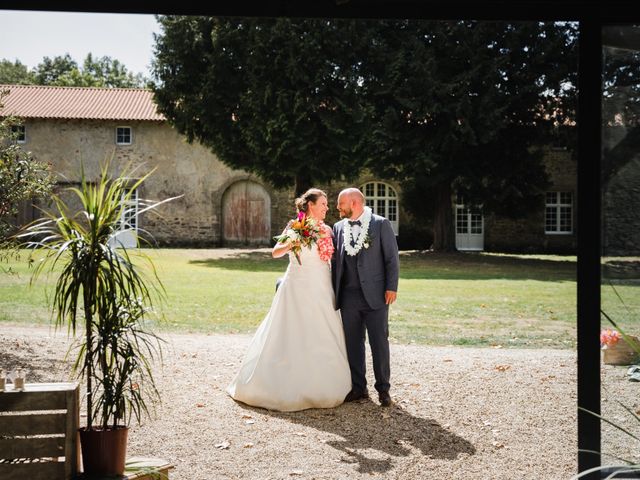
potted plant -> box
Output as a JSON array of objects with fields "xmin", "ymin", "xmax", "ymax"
[
  {"xmin": 601, "ymin": 327, "xmax": 640, "ymax": 366},
  {"xmin": 19, "ymin": 160, "xmax": 178, "ymax": 475}
]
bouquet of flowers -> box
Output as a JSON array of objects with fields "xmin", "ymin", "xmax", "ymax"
[
  {"xmin": 600, "ymin": 328, "xmax": 621, "ymax": 348},
  {"xmin": 274, "ymin": 211, "xmax": 322, "ymax": 265}
]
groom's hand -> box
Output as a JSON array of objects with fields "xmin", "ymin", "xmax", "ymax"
[{"xmin": 385, "ymin": 290, "xmax": 397, "ymax": 305}]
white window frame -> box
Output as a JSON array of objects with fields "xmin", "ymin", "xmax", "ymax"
[
  {"xmin": 11, "ymin": 125, "xmax": 26, "ymax": 144},
  {"xmin": 116, "ymin": 126, "xmax": 132, "ymax": 145},
  {"xmin": 455, "ymin": 203, "xmax": 484, "ymax": 236},
  {"xmin": 360, "ymin": 181, "xmax": 399, "ymax": 235},
  {"xmin": 545, "ymin": 191, "xmax": 573, "ymax": 235},
  {"xmin": 119, "ymin": 186, "xmax": 139, "ymax": 232}
]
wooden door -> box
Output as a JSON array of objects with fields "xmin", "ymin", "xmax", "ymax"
[{"xmin": 222, "ymin": 180, "xmax": 271, "ymax": 246}]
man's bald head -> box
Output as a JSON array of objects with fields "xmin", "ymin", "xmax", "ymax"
[
  {"xmin": 337, "ymin": 188, "xmax": 365, "ymax": 219},
  {"xmin": 338, "ymin": 188, "xmax": 365, "ymax": 205}
]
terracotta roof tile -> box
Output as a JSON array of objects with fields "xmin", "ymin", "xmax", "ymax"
[{"xmin": 0, "ymin": 84, "xmax": 165, "ymax": 121}]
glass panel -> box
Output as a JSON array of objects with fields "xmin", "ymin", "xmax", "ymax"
[
  {"xmin": 545, "ymin": 206, "xmax": 558, "ymax": 232},
  {"xmin": 601, "ymin": 25, "xmax": 640, "ymax": 469},
  {"xmin": 117, "ymin": 127, "xmax": 131, "ymax": 144},
  {"xmin": 388, "ymin": 199, "xmax": 397, "ymax": 221},
  {"xmin": 470, "ymin": 213, "xmax": 483, "ymax": 234},
  {"xmin": 365, "ymin": 183, "xmax": 374, "ymax": 197},
  {"xmin": 560, "ymin": 192, "xmax": 573, "ymax": 205},
  {"xmin": 456, "ymin": 207, "xmax": 468, "ymax": 234},
  {"xmin": 376, "ymin": 199, "xmax": 385, "ymax": 217},
  {"xmin": 11, "ymin": 125, "xmax": 25, "ymax": 142},
  {"xmin": 377, "ymin": 183, "xmax": 386, "ymax": 197},
  {"xmin": 559, "ymin": 206, "xmax": 572, "ymax": 232},
  {"xmin": 120, "ymin": 188, "xmax": 138, "ymax": 230}
]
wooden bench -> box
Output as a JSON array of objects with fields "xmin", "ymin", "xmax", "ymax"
[{"xmin": 0, "ymin": 382, "xmax": 80, "ymax": 480}]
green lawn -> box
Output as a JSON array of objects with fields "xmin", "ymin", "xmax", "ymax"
[{"xmin": 2, "ymin": 248, "xmax": 637, "ymax": 349}]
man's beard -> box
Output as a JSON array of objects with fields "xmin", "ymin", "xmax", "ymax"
[{"xmin": 339, "ymin": 207, "xmax": 352, "ymax": 219}]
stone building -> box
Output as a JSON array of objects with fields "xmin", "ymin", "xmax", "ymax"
[
  {"xmin": 602, "ymin": 125, "xmax": 640, "ymax": 257},
  {"xmin": 482, "ymin": 147, "xmax": 577, "ymax": 253},
  {"xmin": 2, "ymin": 84, "xmax": 579, "ymax": 253}
]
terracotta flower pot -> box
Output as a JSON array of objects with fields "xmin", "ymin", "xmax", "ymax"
[{"xmin": 79, "ymin": 426, "xmax": 129, "ymax": 475}]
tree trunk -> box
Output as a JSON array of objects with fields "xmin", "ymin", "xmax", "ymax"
[
  {"xmin": 294, "ymin": 173, "xmax": 312, "ymax": 198},
  {"xmin": 432, "ymin": 181, "xmax": 456, "ymax": 252}
]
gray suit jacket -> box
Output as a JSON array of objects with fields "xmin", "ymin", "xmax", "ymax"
[{"xmin": 331, "ymin": 214, "xmax": 400, "ymax": 310}]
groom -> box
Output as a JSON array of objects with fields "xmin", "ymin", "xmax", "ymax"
[{"xmin": 332, "ymin": 188, "xmax": 399, "ymax": 407}]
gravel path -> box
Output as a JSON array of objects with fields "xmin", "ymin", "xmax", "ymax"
[{"xmin": 1, "ymin": 324, "xmax": 636, "ymax": 480}]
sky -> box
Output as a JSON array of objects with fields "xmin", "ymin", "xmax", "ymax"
[{"xmin": 0, "ymin": 10, "xmax": 161, "ymax": 77}]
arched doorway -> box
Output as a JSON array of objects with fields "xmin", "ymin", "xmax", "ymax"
[
  {"xmin": 360, "ymin": 181, "xmax": 399, "ymax": 235},
  {"xmin": 221, "ymin": 180, "xmax": 271, "ymax": 246}
]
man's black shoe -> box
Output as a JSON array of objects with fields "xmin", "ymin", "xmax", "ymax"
[
  {"xmin": 379, "ymin": 391, "xmax": 392, "ymax": 407},
  {"xmin": 344, "ymin": 390, "xmax": 369, "ymax": 402}
]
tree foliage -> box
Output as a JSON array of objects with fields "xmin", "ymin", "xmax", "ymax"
[
  {"xmin": 152, "ymin": 16, "xmax": 372, "ymax": 195},
  {"xmin": 151, "ymin": 17, "xmax": 577, "ymax": 249},
  {"xmin": 361, "ymin": 20, "xmax": 577, "ymax": 249},
  {"xmin": 1, "ymin": 53, "xmax": 147, "ymax": 88},
  {"xmin": 0, "ymin": 91, "xmax": 54, "ymax": 255},
  {"xmin": 35, "ymin": 53, "xmax": 147, "ymax": 88},
  {"xmin": 602, "ymin": 26, "xmax": 640, "ymax": 184},
  {"xmin": 0, "ymin": 59, "xmax": 36, "ymax": 85}
]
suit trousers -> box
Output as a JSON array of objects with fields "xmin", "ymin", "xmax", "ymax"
[{"xmin": 339, "ymin": 288, "xmax": 390, "ymax": 394}]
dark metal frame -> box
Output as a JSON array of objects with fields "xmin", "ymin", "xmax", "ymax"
[{"xmin": 4, "ymin": 2, "xmax": 635, "ymax": 478}]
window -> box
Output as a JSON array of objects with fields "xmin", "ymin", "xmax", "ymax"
[
  {"xmin": 360, "ymin": 181, "xmax": 399, "ymax": 234},
  {"xmin": 11, "ymin": 125, "xmax": 26, "ymax": 143},
  {"xmin": 116, "ymin": 126, "xmax": 132, "ymax": 145},
  {"xmin": 456, "ymin": 206, "xmax": 483, "ymax": 235},
  {"xmin": 545, "ymin": 191, "xmax": 573, "ymax": 234},
  {"xmin": 119, "ymin": 186, "xmax": 139, "ymax": 231}
]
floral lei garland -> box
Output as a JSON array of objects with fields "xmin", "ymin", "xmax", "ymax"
[
  {"xmin": 343, "ymin": 207, "xmax": 372, "ymax": 256},
  {"xmin": 317, "ymin": 222, "xmax": 335, "ymax": 262}
]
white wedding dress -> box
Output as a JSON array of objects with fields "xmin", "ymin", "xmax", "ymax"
[{"xmin": 227, "ymin": 244, "xmax": 352, "ymax": 411}]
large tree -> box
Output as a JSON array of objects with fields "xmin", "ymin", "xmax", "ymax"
[
  {"xmin": 362, "ymin": 20, "xmax": 577, "ymax": 250},
  {"xmin": 151, "ymin": 16, "xmax": 373, "ymax": 195},
  {"xmin": 151, "ymin": 17, "xmax": 577, "ymax": 249}
]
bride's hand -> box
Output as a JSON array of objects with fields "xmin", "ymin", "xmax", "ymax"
[{"xmin": 288, "ymin": 239, "xmax": 301, "ymax": 250}]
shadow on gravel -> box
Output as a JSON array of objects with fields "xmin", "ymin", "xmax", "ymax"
[
  {"xmin": 248, "ymin": 400, "xmax": 475, "ymax": 475},
  {"xmin": 0, "ymin": 350, "xmax": 68, "ymax": 383}
]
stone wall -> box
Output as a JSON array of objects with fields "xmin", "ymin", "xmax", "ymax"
[
  {"xmin": 19, "ymin": 116, "xmax": 586, "ymax": 253},
  {"xmin": 602, "ymin": 125, "xmax": 640, "ymax": 256},
  {"xmin": 21, "ymin": 118, "xmax": 277, "ymax": 246},
  {"xmin": 484, "ymin": 147, "xmax": 577, "ymax": 253},
  {"xmin": 603, "ymin": 156, "xmax": 640, "ymax": 256}
]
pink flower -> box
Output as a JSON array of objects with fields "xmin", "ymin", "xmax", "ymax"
[
  {"xmin": 317, "ymin": 223, "xmax": 335, "ymax": 262},
  {"xmin": 600, "ymin": 329, "xmax": 621, "ymax": 348},
  {"xmin": 297, "ymin": 211, "xmax": 306, "ymax": 221}
]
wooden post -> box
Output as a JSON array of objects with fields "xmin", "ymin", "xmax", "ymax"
[{"xmin": 65, "ymin": 385, "xmax": 80, "ymax": 479}]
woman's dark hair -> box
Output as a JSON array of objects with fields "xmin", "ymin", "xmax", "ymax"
[{"xmin": 295, "ymin": 188, "xmax": 327, "ymax": 213}]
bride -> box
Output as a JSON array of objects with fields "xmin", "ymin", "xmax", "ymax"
[{"xmin": 226, "ymin": 188, "xmax": 351, "ymax": 411}]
